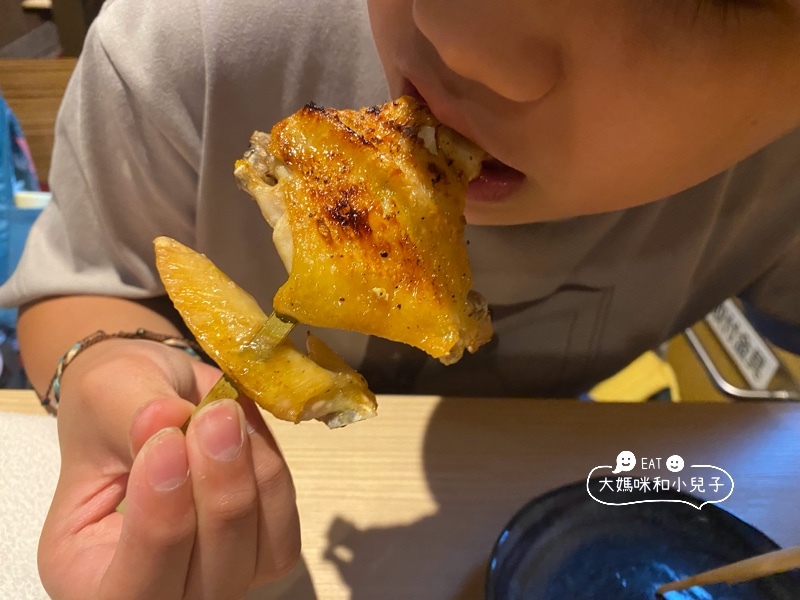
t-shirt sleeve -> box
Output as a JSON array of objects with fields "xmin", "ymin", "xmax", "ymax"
[
  {"xmin": 0, "ymin": 0, "xmax": 205, "ymax": 309},
  {"xmin": 740, "ymin": 235, "xmax": 800, "ymax": 353}
]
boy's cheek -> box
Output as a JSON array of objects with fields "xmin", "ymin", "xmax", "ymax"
[
  {"xmin": 365, "ymin": 0, "xmax": 413, "ymax": 91},
  {"xmin": 364, "ymin": 0, "xmax": 800, "ymax": 223}
]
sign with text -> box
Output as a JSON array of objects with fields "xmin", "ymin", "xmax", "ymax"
[{"xmin": 706, "ymin": 299, "xmax": 779, "ymax": 390}]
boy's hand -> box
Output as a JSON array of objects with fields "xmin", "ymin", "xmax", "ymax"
[{"xmin": 37, "ymin": 340, "xmax": 301, "ymax": 600}]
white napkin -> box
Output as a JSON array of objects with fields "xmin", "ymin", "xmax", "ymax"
[
  {"xmin": 0, "ymin": 413, "xmax": 59, "ymax": 600},
  {"xmin": 0, "ymin": 413, "xmax": 310, "ymax": 599}
]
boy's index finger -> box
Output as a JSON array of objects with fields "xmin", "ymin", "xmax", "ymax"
[{"xmin": 129, "ymin": 396, "xmax": 195, "ymax": 458}]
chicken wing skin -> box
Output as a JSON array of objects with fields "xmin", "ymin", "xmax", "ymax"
[{"xmin": 235, "ymin": 96, "xmax": 492, "ymax": 364}]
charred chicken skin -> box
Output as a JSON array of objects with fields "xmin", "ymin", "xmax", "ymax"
[
  {"xmin": 155, "ymin": 97, "xmax": 493, "ymax": 429},
  {"xmin": 235, "ymin": 96, "xmax": 493, "ymax": 365}
]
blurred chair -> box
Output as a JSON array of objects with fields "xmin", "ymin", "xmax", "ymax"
[
  {"xmin": 51, "ymin": 0, "xmax": 107, "ymax": 56},
  {"xmin": 0, "ymin": 58, "xmax": 76, "ymax": 186}
]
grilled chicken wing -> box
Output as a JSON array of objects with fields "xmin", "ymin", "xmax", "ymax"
[
  {"xmin": 235, "ymin": 96, "xmax": 493, "ymax": 364},
  {"xmin": 155, "ymin": 236, "xmax": 377, "ymax": 428}
]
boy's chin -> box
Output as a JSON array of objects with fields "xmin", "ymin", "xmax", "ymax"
[
  {"xmin": 464, "ymin": 183, "xmax": 552, "ymax": 226},
  {"xmin": 464, "ymin": 199, "xmax": 536, "ymax": 227}
]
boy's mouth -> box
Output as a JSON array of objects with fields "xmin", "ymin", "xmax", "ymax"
[
  {"xmin": 470, "ymin": 157, "xmax": 526, "ymax": 203},
  {"xmin": 402, "ymin": 79, "xmax": 525, "ymax": 203}
]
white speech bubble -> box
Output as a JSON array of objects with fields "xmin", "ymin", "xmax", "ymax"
[
  {"xmin": 612, "ymin": 450, "xmax": 637, "ymax": 474},
  {"xmin": 586, "ymin": 464, "xmax": 734, "ymax": 510}
]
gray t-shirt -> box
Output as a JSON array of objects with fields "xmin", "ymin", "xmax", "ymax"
[{"xmin": 1, "ymin": 0, "xmax": 798, "ymax": 397}]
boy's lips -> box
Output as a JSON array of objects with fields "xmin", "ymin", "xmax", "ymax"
[
  {"xmin": 401, "ymin": 79, "xmax": 526, "ymax": 203},
  {"xmin": 468, "ymin": 157, "xmax": 526, "ymax": 203}
]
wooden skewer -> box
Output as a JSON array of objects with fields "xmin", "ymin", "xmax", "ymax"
[{"xmin": 656, "ymin": 546, "xmax": 800, "ymax": 595}]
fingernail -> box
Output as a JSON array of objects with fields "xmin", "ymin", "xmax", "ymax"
[
  {"xmin": 195, "ymin": 399, "xmax": 244, "ymax": 462},
  {"xmin": 145, "ymin": 427, "xmax": 189, "ymax": 492}
]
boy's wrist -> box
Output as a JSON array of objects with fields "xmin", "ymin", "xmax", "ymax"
[{"xmin": 41, "ymin": 329, "xmax": 202, "ymax": 414}]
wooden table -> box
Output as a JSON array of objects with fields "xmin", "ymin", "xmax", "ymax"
[{"xmin": 3, "ymin": 390, "xmax": 800, "ymax": 599}]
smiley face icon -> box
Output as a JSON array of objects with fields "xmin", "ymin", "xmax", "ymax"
[
  {"xmin": 666, "ymin": 454, "xmax": 685, "ymax": 473},
  {"xmin": 612, "ymin": 451, "xmax": 637, "ymax": 474}
]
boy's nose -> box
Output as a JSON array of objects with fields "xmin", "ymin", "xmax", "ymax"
[{"xmin": 412, "ymin": 0, "xmax": 561, "ymax": 103}]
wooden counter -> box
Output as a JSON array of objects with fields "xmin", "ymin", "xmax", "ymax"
[{"xmin": 3, "ymin": 391, "xmax": 800, "ymax": 599}]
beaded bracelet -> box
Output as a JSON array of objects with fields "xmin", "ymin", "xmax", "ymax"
[{"xmin": 40, "ymin": 329, "xmax": 202, "ymax": 415}]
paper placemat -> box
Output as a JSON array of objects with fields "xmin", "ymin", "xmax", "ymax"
[{"xmin": 0, "ymin": 413, "xmax": 59, "ymax": 600}]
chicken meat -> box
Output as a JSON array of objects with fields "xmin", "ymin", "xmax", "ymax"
[{"xmin": 234, "ymin": 96, "xmax": 493, "ymax": 364}]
